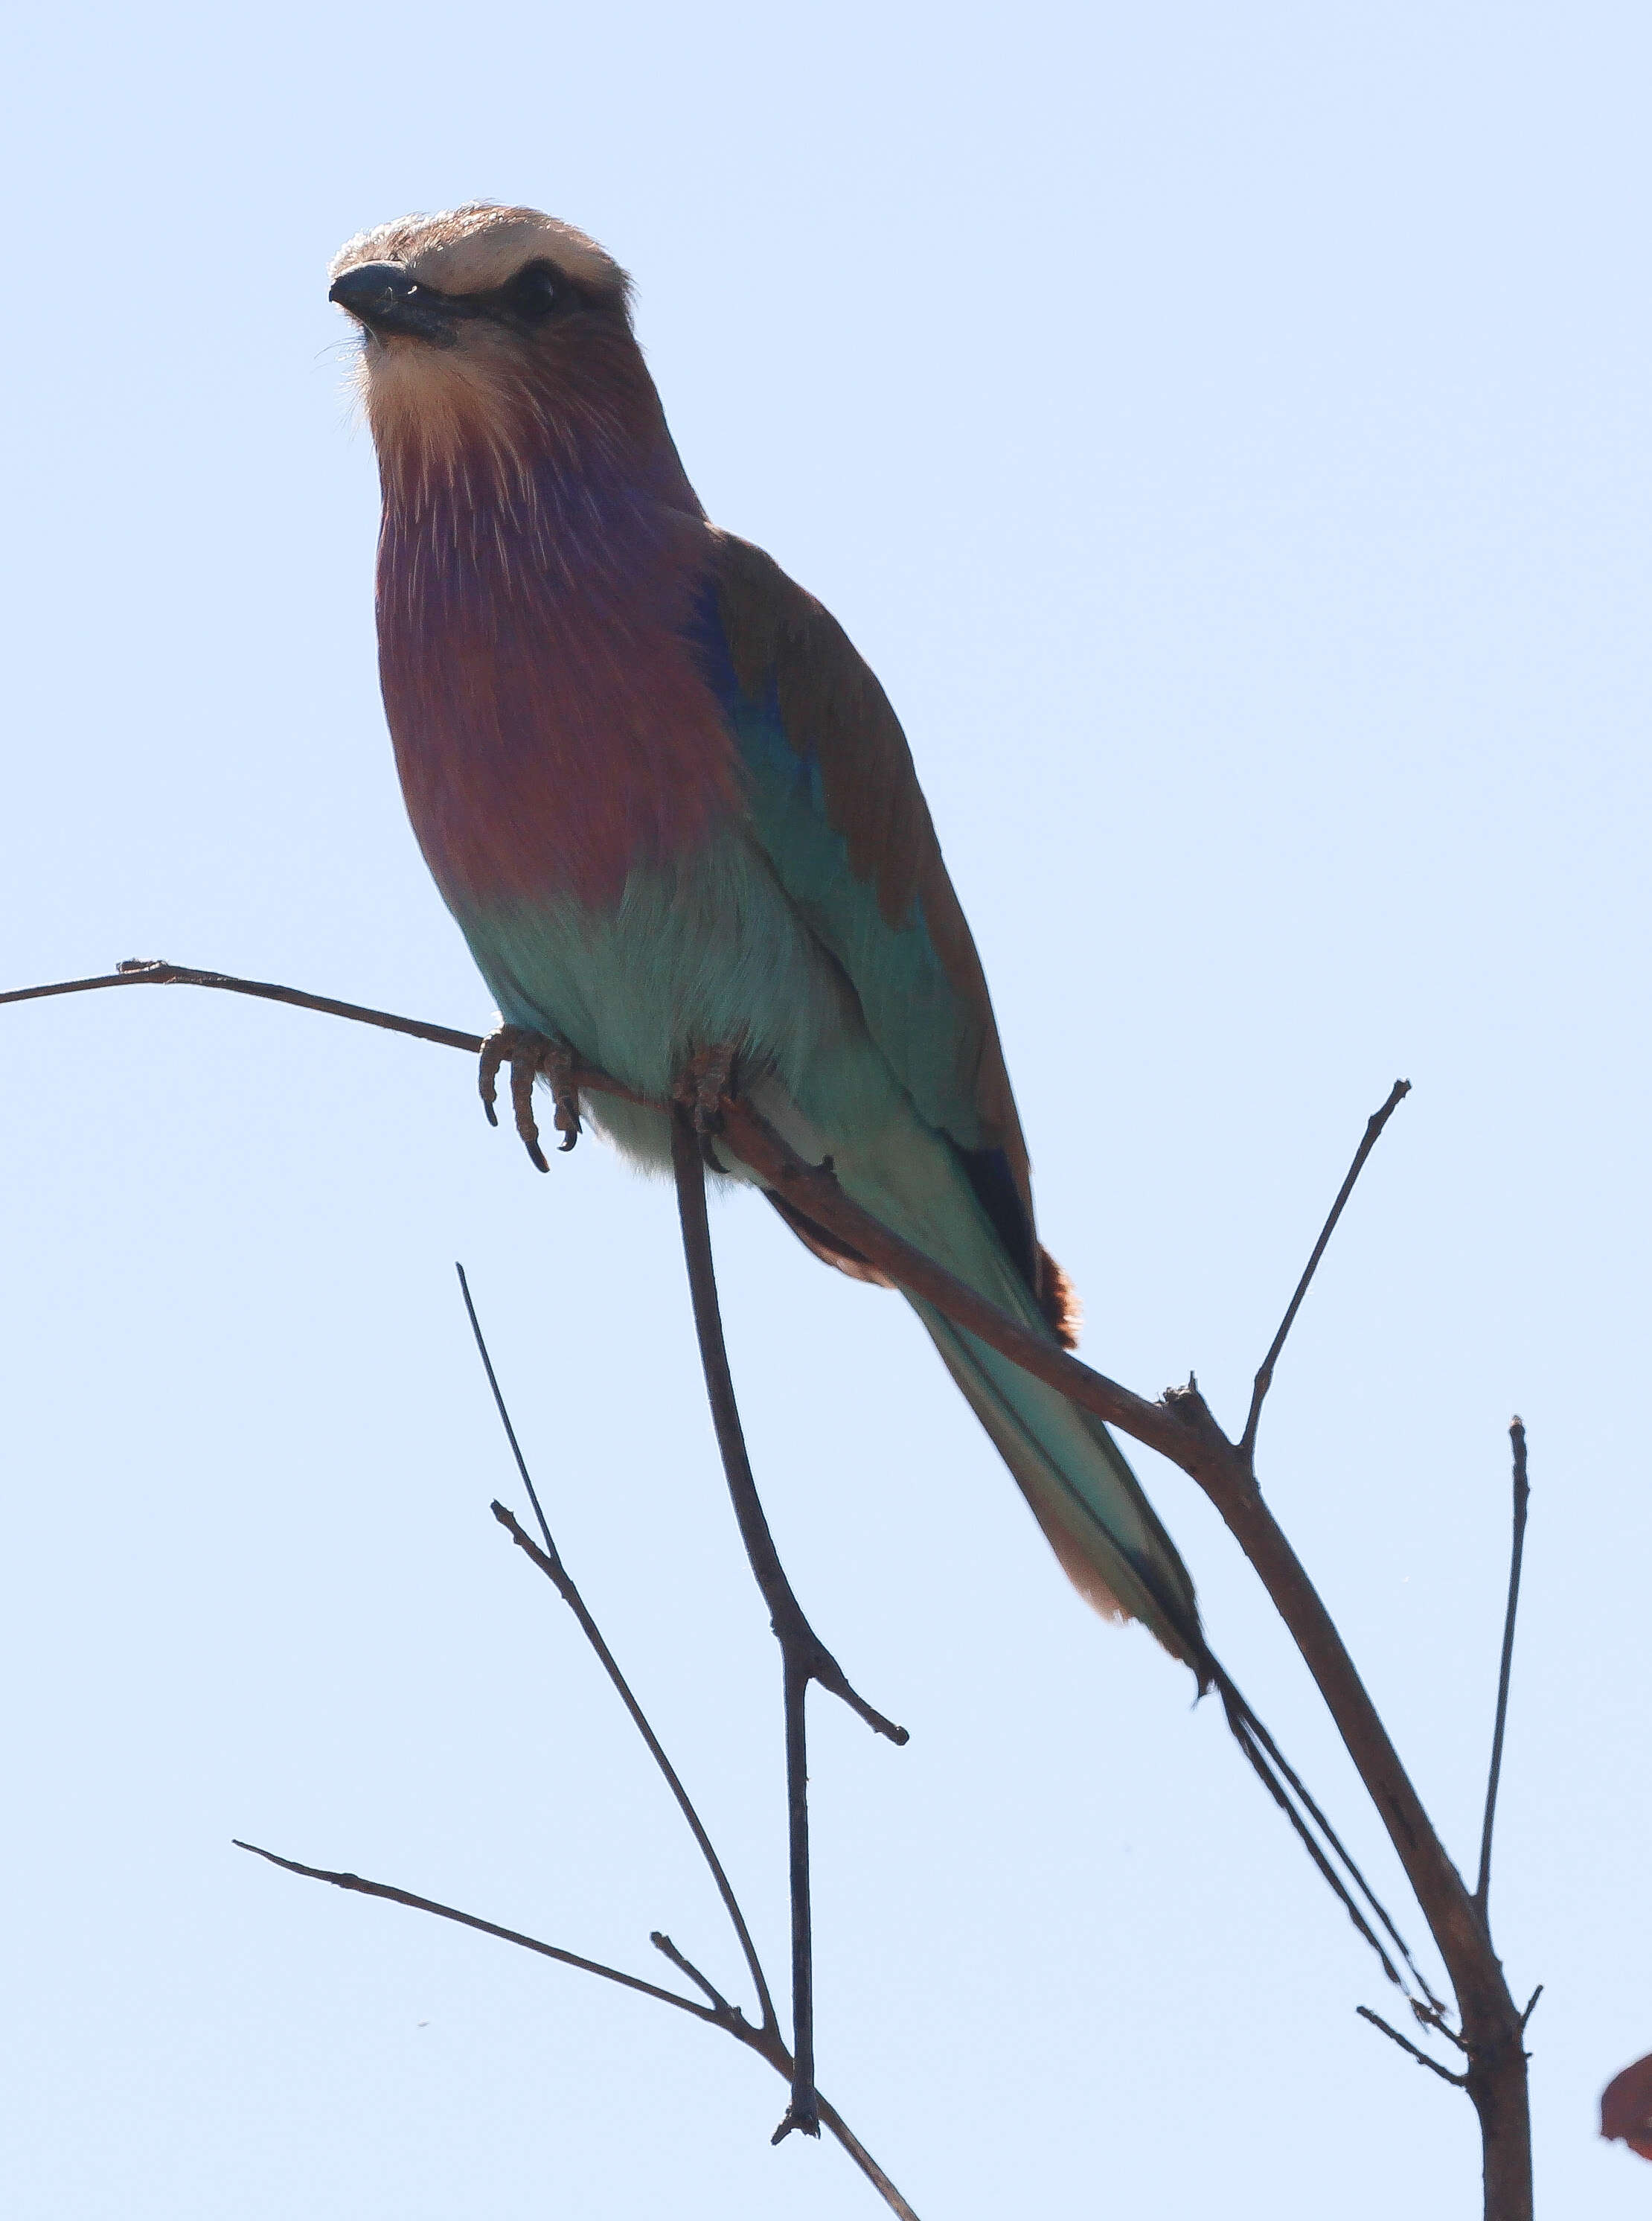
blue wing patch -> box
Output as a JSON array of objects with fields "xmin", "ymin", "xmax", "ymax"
[{"xmin": 688, "ymin": 575, "xmax": 1037, "ymax": 1285}]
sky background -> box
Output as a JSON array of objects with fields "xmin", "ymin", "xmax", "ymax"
[{"xmin": 1, "ymin": 2, "xmax": 1648, "ymax": 2214}]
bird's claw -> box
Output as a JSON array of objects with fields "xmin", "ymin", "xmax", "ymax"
[
  {"xmin": 673, "ymin": 1043, "xmax": 738, "ymax": 1141},
  {"xmin": 478, "ymin": 1025, "xmax": 582, "ymax": 1171}
]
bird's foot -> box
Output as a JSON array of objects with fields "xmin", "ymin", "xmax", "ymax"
[
  {"xmin": 672, "ymin": 1043, "xmax": 740, "ymax": 1143},
  {"xmin": 478, "ymin": 1025, "xmax": 583, "ymax": 1172}
]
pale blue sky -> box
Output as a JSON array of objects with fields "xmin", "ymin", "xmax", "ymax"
[{"xmin": 1, "ymin": 2, "xmax": 1648, "ymax": 2214}]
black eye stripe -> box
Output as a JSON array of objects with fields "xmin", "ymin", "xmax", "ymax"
[{"xmin": 397, "ymin": 259, "xmax": 605, "ymax": 330}]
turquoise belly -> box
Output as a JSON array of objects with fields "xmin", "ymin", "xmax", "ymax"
[{"xmin": 454, "ymin": 826, "xmax": 874, "ymax": 1169}]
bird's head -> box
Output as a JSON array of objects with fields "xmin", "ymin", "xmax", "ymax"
[{"xmin": 329, "ymin": 204, "xmax": 659, "ymax": 496}]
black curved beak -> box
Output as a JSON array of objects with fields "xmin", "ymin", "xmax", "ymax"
[{"xmin": 328, "ymin": 261, "xmax": 458, "ymax": 345}]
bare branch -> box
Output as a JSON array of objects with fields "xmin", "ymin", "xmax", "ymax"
[
  {"xmin": 670, "ymin": 1108, "xmax": 906, "ymax": 2144},
  {"xmin": 669, "ymin": 1114, "xmax": 906, "ymax": 1748},
  {"xmin": 236, "ymin": 1843, "xmax": 923, "ymax": 2216},
  {"xmin": 4, "ymin": 967, "xmax": 1464, "ymax": 1966},
  {"xmin": 1413, "ymin": 2001, "xmax": 1470, "ymax": 2054},
  {"xmin": 1476, "ymin": 1420, "xmax": 1531, "ymax": 1914},
  {"xmin": 0, "ymin": 958, "xmax": 488, "ymax": 1055},
  {"xmin": 457, "ymin": 1263, "xmax": 778, "ymax": 2036},
  {"xmin": 1240, "ymin": 1080, "xmax": 1412, "ymax": 1459},
  {"xmin": 13, "ymin": 962, "xmax": 1532, "ymax": 2206},
  {"xmin": 455, "ymin": 1264, "xmax": 562, "ymax": 1568},
  {"xmin": 0, "ymin": 959, "xmax": 1185, "ymax": 1468},
  {"xmin": 463, "ymin": 1247, "xmax": 915, "ymax": 2190},
  {"xmin": 232, "ymin": 1839, "xmax": 714, "ymax": 2022},
  {"xmin": 1357, "ymin": 2005, "xmax": 1468, "ymax": 2087},
  {"xmin": 650, "ymin": 1931, "xmax": 736, "ymax": 2015},
  {"xmin": 489, "ymin": 1496, "xmax": 777, "ymax": 2035},
  {"xmin": 814, "ymin": 2095, "xmax": 923, "ymax": 2221}
]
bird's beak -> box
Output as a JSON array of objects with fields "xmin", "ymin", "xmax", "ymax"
[{"xmin": 328, "ymin": 261, "xmax": 458, "ymax": 346}]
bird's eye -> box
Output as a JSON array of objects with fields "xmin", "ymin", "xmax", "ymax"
[{"xmin": 503, "ymin": 261, "xmax": 561, "ymax": 321}]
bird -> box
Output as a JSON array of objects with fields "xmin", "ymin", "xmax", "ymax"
[{"xmin": 328, "ymin": 202, "xmax": 1207, "ymax": 1677}]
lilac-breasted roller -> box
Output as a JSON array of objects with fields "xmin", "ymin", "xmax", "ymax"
[{"xmin": 329, "ymin": 204, "xmax": 1206, "ymax": 1675}]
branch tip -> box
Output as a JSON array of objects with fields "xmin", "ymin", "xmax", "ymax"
[
  {"xmin": 650, "ymin": 1932, "xmax": 734, "ymax": 2016},
  {"xmin": 1241, "ymin": 1078, "xmax": 1412, "ymax": 1459},
  {"xmin": 1476, "ymin": 1422, "xmax": 1531, "ymax": 1913}
]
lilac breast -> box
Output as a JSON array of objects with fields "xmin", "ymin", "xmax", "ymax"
[{"xmin": 377, "ymin": 453, "xmax": 739, "ymax": 914}]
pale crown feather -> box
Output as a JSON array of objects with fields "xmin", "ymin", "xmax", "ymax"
[{"xmin": 329, "ymin": 203, "xmax": 629, "ymax": 302}]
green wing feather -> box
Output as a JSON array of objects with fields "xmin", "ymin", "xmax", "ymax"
[
  {"xmin": 707, "ymin": 528, "xmax": 1079, "ymax": 1336},
  {"xmin": 700, "ymin": 530, "xmax": 1205, "ymax": 1669}
]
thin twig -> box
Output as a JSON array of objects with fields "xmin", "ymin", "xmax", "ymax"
[
  {"xmin": 233, "ymin": 1840, "xmax": 714, "ymax": 2022},
  {"xmin": 454, "ymin": 1265, "xmax": 778, "ymax": 2034},
  {"xmin": 490, "ymin": 1506, "xmax": 781, "ymax": 2033},
  {"xmin": 13, "ymin": 962, "xmax": 1533, "ymax": 2204},
  {"xmin": 1415, "ymin": 2004, "xmax": 1471, "ymax": 2054},
  {"xmin": 0, "ymin": 958, "xmax": 488, "ymax": 1055},
  {"xmin": 1357, "ymin": 2004, "xmax": 1468, "ymax": 2086},
  {"xmin": 461, "ymin": 1238, "xmax": 912, "ymax": 2185},
  {"xmin": 813, "ymin": 2095, "xmax": 923, "ymax": 2221},
  {"xmin": 10, "ymin": 963, "xmax": 1429, "ymax": 1984},
  {"xmin": 456, "ymin": 1262, "xmax": 557, "ymax": 1559},
  {"xmin": 670, "ymin": 1108, "xmax": 906, "ymax": 2142},
  {"xmin": 668, "ymin": 1114, "xmax": 908, "ymax": 1748},
  {"xmin": 1520, "ymin": 1984, "xmax": 1543, "ymax": 2032},
  {"xmin": 1240, "ymin": 1081, "xmax": 1412, "ymax": 1458},
  {"xmin": 1476, "ymin": 1421, "xmax": 1531, "ymax": 1914},
  {"xmin": 776, "ymin": 1651, "xmax": 816, "ymax": 2143},
  {"xmin": 650, "ymin": 1931, "xmax": 735, "ymax": 2013},
  {"xmin": 261, "ymin": 1259, "xmax": 918, "ymax": 2207},
  {"xmin": 0, "ymin": 958, "xmax": 1227, "ymax": 1471},
  {"xmin": 234, "ymin": 1843, "xmax": 921, "ymax": 2218}
]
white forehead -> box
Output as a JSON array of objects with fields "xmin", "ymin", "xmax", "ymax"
[{"xmin": 330, "ymin": 204, "xmax": 627, "ymax": 298}]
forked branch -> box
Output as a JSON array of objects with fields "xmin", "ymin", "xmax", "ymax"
[
  {"xmin": 9, "ymin": 962, "xmax": 1533, "ymax": 2216},
  {"xmin": 232, "ymin": 1842, "xmax": 918, "ymax": 2219},
  {"xmin": 234, "ymin": 1268, "xmax": 920, "ymax": 2218},
  {"xmin": 457, "ymin": 1262, "xmax": 775, "ymax": 2035},
  {"xmin": 670, "ymin": 1107, "xmax": 906, "ymax": 2143},
  {"xmin": 1356, "ymin": 2004, "xmax": 1469, "ymax": 2089}
]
